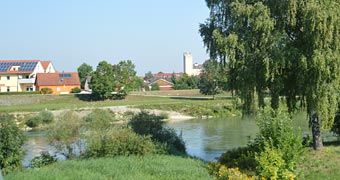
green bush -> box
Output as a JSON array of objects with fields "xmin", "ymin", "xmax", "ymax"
[
  {"xmin": 84, "ymin": 109, "xmax": 117, "ymax": 130},
  {"xmin": 0, "ymin": 113, "xmax": 25, "ymax": 174},
  {"xmin": 25, "ymin": 111, "xmax": 54, "ymax": 128},
  {"xmin": 215, "ymin": 108, "xmax": 303, "ymax": 178},
  {"xmin": 85, "ymin": 128, "xmax": 156, "ymax": 158},
  {"xmin": 40, "ymin": 88, "xmax": 53, "ymax": 94},
  {"xmin": 71, "ymin": 87, "xmax": 81, "ymax": 93},
  {"xmin": 29, "ymin": 152, "xmax": 57, "ymax": 168},
  {"xmin": 129, "ymin": 111, "xmax": 186, "ymax": 155}
]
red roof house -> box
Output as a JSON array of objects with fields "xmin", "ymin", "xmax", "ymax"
[{"xmin": 35, "ymin": 72, "xmax": 80, "ymax": 94}]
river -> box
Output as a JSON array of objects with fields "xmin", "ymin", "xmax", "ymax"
[{"xmin": 23, "ymin": 113, "xmax": 312, "ymax": 164}]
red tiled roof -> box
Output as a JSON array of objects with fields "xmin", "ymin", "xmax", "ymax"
[
  {"xmin": 35, "ymin": 72, "xmax": 80, "ymax": 86},
  {"xmin": 41, "ymin": 61, "xmax": 51, "ymax": 71},
  {"xmin": 153, "ymin": 73, "xmax": 183, "ymax": 78}
]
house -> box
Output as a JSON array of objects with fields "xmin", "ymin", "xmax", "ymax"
[
  {"xmin": 146, "ymin": 77, "xmax": 174, "ymax": 91},
  {"xmin": 35, "ymin": 72, "xmax": 80, "ymax": 94},
  {"xmin": 0, "ymin": 60, "xmax": 56, "ymax": 92}
]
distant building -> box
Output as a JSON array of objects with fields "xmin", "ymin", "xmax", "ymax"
[
  {"xmin": 183, "ymin": 52, "xmax": 203, "ymax": 76},
  {"xmin": 0, "ymin": 60, "xmax": 56, "ymax": 92},
  {"xmin": 35, "ymin": 72, "xmax": 80, "ymax": 94}
]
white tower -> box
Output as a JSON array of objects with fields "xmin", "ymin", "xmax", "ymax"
[{"xmin": 183, "ymin": 52, "xmax": 193, "ymax": 75}]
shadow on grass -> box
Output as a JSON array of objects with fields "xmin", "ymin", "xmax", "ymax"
[
  {"xmin": 324, "ymin": 140, "xmax": 340, "ymax": 146},
  {"xmin": 169, "ymin": 96, "xmax": 234, "ymax": 101}
]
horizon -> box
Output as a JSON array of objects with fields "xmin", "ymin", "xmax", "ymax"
[{"xmin": 0, "ymin": 1, "xmax": 210, "ymax": 76}]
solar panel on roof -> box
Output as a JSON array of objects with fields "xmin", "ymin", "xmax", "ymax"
[{"xmin": 59, "ymin": 74, "xmax": 72, "ymax": 78}]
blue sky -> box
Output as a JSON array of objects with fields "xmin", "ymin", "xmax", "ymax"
[{"xmin": 0, "ymin": 0, "xmax": 209, "ymax": 75}]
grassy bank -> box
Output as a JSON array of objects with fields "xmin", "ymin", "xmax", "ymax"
[
  {"xmin": 5, "ymin": 155, "xmax": 212, "ymax": 180},
  {"xmin": 296, "ymin": 145, "xmax": 340, "ymax": 179},
  {"xmin": 0, "ymin": 90, "xmax": 240, "ymax": 118}
]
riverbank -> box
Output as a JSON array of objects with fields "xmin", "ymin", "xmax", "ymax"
[{"xmin": 5, "ymin": 155, "xmax": 213, "ymax": 180}]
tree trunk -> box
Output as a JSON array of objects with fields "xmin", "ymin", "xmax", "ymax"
[{"xmin": 310, "ymin": 111, "xmax": 323, "ymax": 150}]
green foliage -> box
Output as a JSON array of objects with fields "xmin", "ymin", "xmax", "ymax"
[
  {"xmin": 71, "ymin": 87, "xmax": 81, "ymax": 93},
  {"xmin": 199, "ymin": 60, "xmax": 224, "ymax": 96},
  {"xmin": 84, "ymin": 109, "xmax": 117, "ymax": 130},
  {"xmin": 0, "ymin": 113, "xmax": 25, "ymax": 174},
  {"xmin": 150, "ymin": 83, "xmax": 160, "ymax": 91},
  {"xmin": 90, "ymin": 61, "xmax": 116, "ymax": 100},
  {"xmin": 40, "ymin": 88, "xmax": 53, "ymax": 94},
  {"xmin": 113, "ymin": 60, "xmax": 138, "ymax": 92},
  {"xmin": 255, "ymin": 141, "xmax": 287, "ymax": 180},
  {"xmin": 144, "ymin": 71, "xmax": 154, "ymax": 80},
  {"xmin": 48, "ymin": 111, "xmax": 83, "ymax": 158},
  {"xmin": 29, "ymin": 152, "xmax": 57, "ymax": 168},
  {"xmin": 85, "ymin": 128, "xmax": 156, "ymax": 158},
  {"xmin": 25, "ymin": 111, "xmax": 54, "ymax": 128},
  {"xmin": 207, "ymin": 162, "xmax": 255, "ymax": 180},
  {"xmin": 216, "ymin": 108, "xmax": 303, "ymax": 177},
  {"xmin": 173, "ymin": 73, "xmax": 199, "ymax": 90},
  {"xmin": 77, "ymin": 63, "xmax": 93, "ymax": 89},
  {"xmin": 217, "ymin": 146, "xmax": 256, "ymax": 171},
  {"xmin": 331, "ymin": 104, "xmax": 340, "ymax": 137},
  {"xmin": 129, "ymin": 111, "xmax": 186, "ymax": 155},
  {"xmin": 5, "ymin": 155, "xmax": 212, "ymax": 180}
]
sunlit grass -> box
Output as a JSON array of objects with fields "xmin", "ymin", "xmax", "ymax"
[
  {"xmin": 5, "ymin": 155, "xmax": 212, "ymax": 180},
  {"xmin": 296, "ymin": 145, "xmax": 340, "ymax": 179}
]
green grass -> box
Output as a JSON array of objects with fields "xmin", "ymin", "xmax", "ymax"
[
  {"xmin": 5, "ymin": 155, "xmax": 212, "ymax": 180},
  {"xmin": 296, "ymin": 146, "xmax": 340, "ymax": 179}
]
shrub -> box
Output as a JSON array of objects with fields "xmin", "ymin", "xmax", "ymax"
[
  {"xmin": 71, "ymin": 87, "xmax": 81, "ymax": 93},
  {"xmin": 25, "ymin": 111, "xmax": 54, "ymax": 128},
  {"xmin": 40, "ymin": 88, "xmax": 53, "ymax": 94},
  {"xmin": 0, "ymin": 113, "xmax": 25, "ymax": 174},
  {"xmin": 85, "ymin": 128, "xmax": 156, "ymax": 157},
  {"xmin": 215, "ymin": 108, "xmax": 303, "ymax": 178},
  {"xmin": 207, "ymin": 162, "xmax": 255, "ymax": 180},
  {"xmin": 84, "ymin": 109, "xmax": 117, "ymax": 130},
  {"xmin": 48, "ymin": 111, "xmax": 83, "ymax": 159},
  {"xmin": 129, "ymin": 111, "xmax": 186, "ymax": 155},
  {"xmin": 29, "ymin": 152, "xmax": 57, "ymax": 168}
]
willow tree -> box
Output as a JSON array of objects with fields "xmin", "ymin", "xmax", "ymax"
[
  {"xmin": 200, "ymin": 0, "xmax": 340, "ymax": 150},
  {"xmin": 200, "ymin": 1, "xmax": 275, "ymax": 114}
]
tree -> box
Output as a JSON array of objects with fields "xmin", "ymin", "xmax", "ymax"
[
  {"xmin": 199, "ymin": 60, "xmax": 222, "ymax": 98},
  {"xmin": 144, "ymin": 71, "xmax": 154, "ymax": 81},
  {"xmin": 90, "ymin": 61, "xmax": 115, "ymax": 100},
  {"xmin": 77, "ymin": 63, "xmax": 93, "ymax": 89},
  {"xmin": 0, "ymin": 113, "xmax": 25, "ymax": 174},
  {"xmin": 200, "ymin": 0, "xmax": 340, "ymax": 150},
  {"xmin": 113, "ymin": 60, "xmax": 138, "ymax": 92},
  {"xmin": 173, "ymin": 74, "xmax": 199, "ymax": 90}
]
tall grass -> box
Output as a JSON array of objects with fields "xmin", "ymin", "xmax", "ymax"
[{"xmin": 5, "ymin": 155, "xmax": 212, "ymax": 180}]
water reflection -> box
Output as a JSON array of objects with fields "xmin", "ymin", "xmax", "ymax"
[{"xmin": 168, "ymin": 117, "xmax": 259, "ymax": 161}]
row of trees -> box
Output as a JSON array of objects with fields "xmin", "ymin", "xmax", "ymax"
[
  {"xmin": 77, "ymin": 60, "xmax": 142, "ymax": 100},
  {"xmin": 200, "ymin": 0, "xmax": 340, "ymax": 150}
]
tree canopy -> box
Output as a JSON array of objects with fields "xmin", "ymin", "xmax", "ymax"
[
  {"xmin": 77, "ymin": 63, "xmax": 93, "ymax": 89},
  {"xmin": 200, "ymin": 0, "xmax": 340, "ymax": 149}
]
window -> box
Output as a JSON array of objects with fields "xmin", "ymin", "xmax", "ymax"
[
  {"xmin": 7, "ymin": 86, "xmax": 10, "ymax": 92},
  {"xmin": 7, "ymin": 76, "xmax": 10, "ymax": 80},
  {"xmin": 26, "ymin": 86, "xmax": 33, "ymax": 92}
]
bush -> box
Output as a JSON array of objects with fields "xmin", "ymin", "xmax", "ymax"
[
  {"xmin": 40, "ymin": 88, "xmax": 53, "ymax": 94},
  {"xmin": 207, "ymin": 162, "xmax": 255, "ymax": 180},
  {"xmin": 84, "ymin": 109, "xmax": 117, "ymax": 130},
  {"xmin": 29, "ymin": 152, "xmax": 57, "ymax": 168},
  {"xmin": 85, "ymin": 128, "xmax": 156, "ymax": 158},
  {"xmin": 25, "ymin": 111, "xmax": 54, "ymax": 128},
  {"xmin": 0, "ymin": 113, "xmax": 25, "ymax": 174},
  {"xmin": 215, "ymin": 108, "xmax": 303, "ymax": 178},
  {"xmin": 71, "ymin": 87, "xmax": 81, "ymax": 93},
  {"xmin": 129, "ymin": 111, "xmax": 186, "ymax": 154}
]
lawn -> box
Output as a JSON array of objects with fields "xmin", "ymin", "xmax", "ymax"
[
  {"xmin": 296, "ymin": 145, "xmax": 340, "ymax": 179},
  {"xmin": 5, "ymin": 155, "xmax": 212, "ymax": 180}
]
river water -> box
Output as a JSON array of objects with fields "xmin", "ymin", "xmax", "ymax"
[{"xmin": 23, "ymin": 114, "xmax": 312, "ymax": 164}]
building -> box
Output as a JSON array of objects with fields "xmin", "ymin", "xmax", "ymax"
[
  {"xmin": 35, "ymin": 72, "xmax": 80, "ymax": 94},
  {"xmin": 183, "ymin": 52, "xmax": 203, "ymax": 76},
  {"xmin": 0, "ymin": 60, "xmax": 56, "ymax": 92}
]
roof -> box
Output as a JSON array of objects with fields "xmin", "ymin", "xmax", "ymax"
[
  {"xmin": 0, "ymin": 60, "xmax": 40, "ymax": 74},
  {"xmin": 41, "ymin": 61, "xmax": 52, "ymax": 72},
  {"xmin": 35, "ymin": 72, "xmax": 80, "ymax": 86},
  {"xmin": 148, "ymin": 77, "xmax": 174, "ymax": 85},
  {"xmin": 153, "ymin": 72, "xmax": 183, "ymax": 78}
]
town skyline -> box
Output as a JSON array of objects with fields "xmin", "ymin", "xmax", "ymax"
[{"xmin": 0, "ymin": 1, "xmax": 209, "ymax": 75}]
